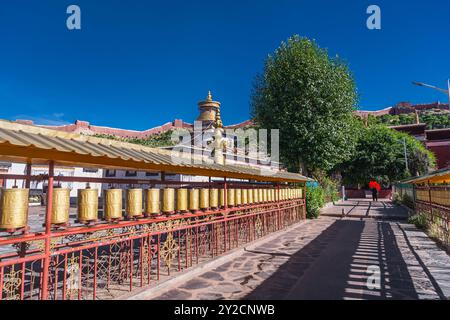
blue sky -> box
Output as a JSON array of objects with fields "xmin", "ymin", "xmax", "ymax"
[{"xmin": 0, "ymin": 0, "xmax": 449, "ymax": 130}]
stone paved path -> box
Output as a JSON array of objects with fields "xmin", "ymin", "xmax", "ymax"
[
  {"xmin": 321, "ymin": 199, "xmax": 409, "ymax": 219},
  {"xmin": 141, "ymin": 200, "xmax": 450, "ymax": 300}
]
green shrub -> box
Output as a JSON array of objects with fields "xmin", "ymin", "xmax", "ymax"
[
  {"xmin": 392, "ymin": 192, "xmax": 402, "ymax": 204},
  {"xmin": 408, "ymin": 214, "xmax": 427, "ymax": 230},
  {"xmin": 306, "ymin": 185, "xmax": 325, "ymax": 219},
  {"xmin": 402, "ymin": 194, "xmax": 415, "ymax": 209},
  {"xmin": 392, "ymin": 192, "xmax": 415, "ymax": 209},
  {"xmin": 320, "ymin": 177, "xmax": 340, "ymax": 203}
]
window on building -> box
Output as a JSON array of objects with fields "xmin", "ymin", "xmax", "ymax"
[
  {"xmin": 105, "ymin": 169, "xmax": 116, "ymax": 177},
  {"xmin": 83, "ymin": 168, "xmax": 99, "ymax": 173},
  {"xmin": 125, "ymin": 170, "xmax": 137, "ymax": 177},
  {"xmin": 145, "ymin": 172, "xmax": 159, "ymax": 177},
  {"xmin": 165, "ymin": 173, "xmax": 177, "ymax": 177}
]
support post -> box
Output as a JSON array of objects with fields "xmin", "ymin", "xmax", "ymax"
[
  {"xmin": 224, "ymin": 178, "xmax": 227, "ymax": 209},
  {"xmin": 41, "ymin": 161, "xmax": 54, "ymax": 300},
  {"xmin": 303, "ymin": 182, "xmax": 307, "ymax": 220},
  {"xmin": 20, "ymin": 163, "xmax": 32, "ymax": 258},
  {"xmin": 428, "ymin": 180, "xmax": 433, "ymax": 222}
]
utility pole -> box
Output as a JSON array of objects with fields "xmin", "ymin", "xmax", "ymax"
[
  {"xmin": 402, "ymin": 137, "xmax": 408, "ymax": 172},
  {"xmin": 447, "ymin": 79, "xmax": 450, "ymax": 106}
]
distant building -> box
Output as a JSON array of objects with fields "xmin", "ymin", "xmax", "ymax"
[
  {"xmin": 14, "ymin": 94, "xmax": 253, "ymax": 139},
  {"xmin": 2, "ymin": 92, "xmax": 273, "ymax": 202},
  {"xmin": 356, "ymin": 101, "xmax": 449, "ymax": 118},
  {"xmin": 386, "ymin": 123, "xmax": 450, "ymax": 169},
  {"xmin": 356, "ymin": 101, "xmax": 450, "ymax": 169}
]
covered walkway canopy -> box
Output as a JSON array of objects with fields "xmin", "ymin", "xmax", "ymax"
[
  {"xmin": 0, "ymin": 120, "xmax": 312, "ymax": 183},
  {"xmin": 400, "ymin": 167, "xmax": 450, "ymax": 185}
]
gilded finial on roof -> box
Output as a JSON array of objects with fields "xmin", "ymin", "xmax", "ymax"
[{"xmin": 206, "ymin": 90, "xmax": 213, "ymax": 102}]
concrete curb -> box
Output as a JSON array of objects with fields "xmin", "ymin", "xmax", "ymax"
[{"xmin": 120, "ymin": 219, "xmax": 310, "ymax": 300}]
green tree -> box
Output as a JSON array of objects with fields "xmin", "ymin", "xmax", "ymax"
[
  {"xmin": 251, "ymin": 35, "xmax": 358, "ymax": 177},
  {"xmin": 339, "ymin": 124, "xmax": 435, "ymax": 186}
]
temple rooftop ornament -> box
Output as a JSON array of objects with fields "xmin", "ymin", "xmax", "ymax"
[
  {"xmin": 197, "ymin": 90, "xmax": 221, "ymax": 127},
  {"xmin": 206, "ymin": 90, "xmax": 213, "ymax": 102}
]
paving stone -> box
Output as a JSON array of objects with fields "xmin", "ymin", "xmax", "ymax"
[
  {"xmin": 196, "ymin": 292, "xmax": 225, "ymax": 300},
  {"xmin": 158, "ymin": 289, "xmax": 192, "ymax": 300},
  {"xmin": 199, "ymin": 271, "xmax": 224, "ymax": 282},
  {"xmin": 179, "ymin": 278, "xmax": 210, "ymax": 290},
  {"xmin": 212, "ymin": 283, "xmax": 243, "ymax": 294}
]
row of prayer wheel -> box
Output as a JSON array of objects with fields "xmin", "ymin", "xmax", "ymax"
[
  {"xmin": 430, "ymin": 188, "xmax": 450, "ymax": 207},
  {"xmin": 0, "ymin": 187, "xmax": 304, "ymax": 230}
]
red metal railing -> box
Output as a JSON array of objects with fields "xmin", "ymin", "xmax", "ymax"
[{"xmin": 0, "ymin": 168, "xmax": 306, "ymax": 300}]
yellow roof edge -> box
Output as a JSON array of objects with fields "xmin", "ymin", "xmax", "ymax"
[{"xmin": 0, "ymin": 120, "xmax": 311, "ymax": 183}]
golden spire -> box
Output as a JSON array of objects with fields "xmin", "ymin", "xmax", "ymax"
[
  {"xmin": 415, "ymin": 110, "xmax": 420, "ymax": 124},
  {"xmin": 206, "ymin": 90, "xmax": 213, "ymax": 102}
]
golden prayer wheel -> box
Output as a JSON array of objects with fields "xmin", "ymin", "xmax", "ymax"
[
  {"xmin": 145, "ymin": 188, "xmax": 160, "ymax": 215},
  {"xmin": 271, "ymin": 189, "xmax": 275, "ymax": 202},
  {"xmin": 253, "ymin": 189, "xmax": 259, "ymax": 203},
  {"xmin": 189, "ymin": 189, "xmax": 199, "ymax": 211},
  {"xmin": 176, "ymin": 188, "xmax": 188, "ymax": 212},
  {"xmin": 248, "ymin": 188, "xmax": 253, "ymax": 204},
  {"xmin": 209, "ymin": 188, "xmax": 219, "ymax": 208},
  {"xmin": 163, "ymin": 188, "xmax": 175, "ymax": 213},
  {"xmin": 126, "ymin": 189, "xmax": 143, "ymax": 217},
  {"xmin": 77, "ymin": 188, "xmax": 98, "ymax": 223},
  {"xmin": 263, "ymin": 189, "xmax": 268, "ymax": 203},
  {"xmin": 227, "ymin": 188, "xmax": 235, "ymax": 207},
  {"xmin": 104, "ymin": 189, "xmax": 122, "ymax": 221},
  {"xmin": 235, "ymin": 189, "xmax": 242, "ymax": 206},
  {"xmin": 0, "ymin": 188, "xmax": 29, "ymax": 230},
  {"xmin": 220, "ymin": 189, "xmax": 226, "ymax": 207},
  {"xmin": 268, "ymin": 189, "xmax": 272, "ymax": 202},
  {"xmin": 200, "ymin": 188, "xmax": 209, "ymax": 210},
  {"xmin": 242, "ymin": 189, "xmax": 248, "ymax": 205},
  {"xmin": 258, "ymin": 189, "xmax": 263, "ymax": 203},
  {"xmin": 51, "ymin": 188, "xmax": 70, "ymax": 225}
]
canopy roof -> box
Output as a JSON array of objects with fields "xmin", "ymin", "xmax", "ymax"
[
  {"xmin": 400, "ymin": 167, "xmax": 450, "ymax": 185},
  {"xmin": 0, "ymin": 120, "xmax": 312, "ymax": 183}
]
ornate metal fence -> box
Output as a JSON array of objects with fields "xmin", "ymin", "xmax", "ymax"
[{"xmin": 0, "ymin": 173, "xmax": 306, "ymax": 300}]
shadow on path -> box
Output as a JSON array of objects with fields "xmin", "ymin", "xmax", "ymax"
[{"xmin": 244, "ymin": 219, "xmax": 428, "ymax": 300}]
